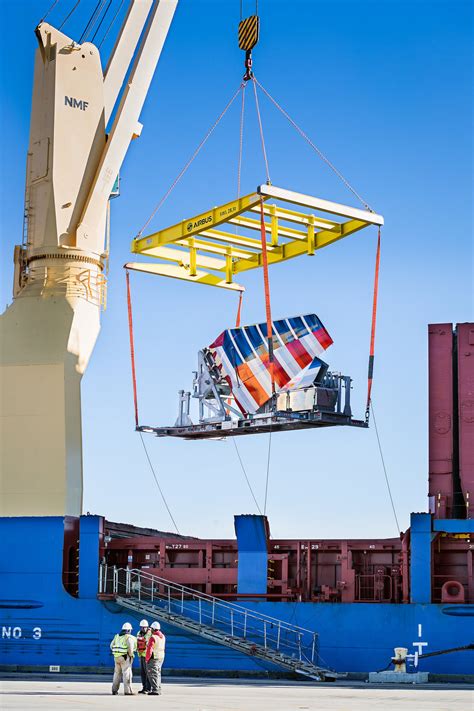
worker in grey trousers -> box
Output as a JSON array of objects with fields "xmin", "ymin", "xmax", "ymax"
[
  {"xmin": 145, "ymin": 621, "xmax": 166, "ymax": 695},
  {"xmin": 110, "ymin": 621, "xmax": 137, "ymax": 695}
]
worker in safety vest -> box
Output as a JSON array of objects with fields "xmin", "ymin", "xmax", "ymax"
[
  {"xmin": 136, "ymin": 619, "xmax": 152, "ymax": 694},
  {"xmin": 145, "ymin": 621, "xmax": 166, "ymax": 696},
  {"xmin": 110, "ymin": 621, "xmax": 137, "ymax": 695}
]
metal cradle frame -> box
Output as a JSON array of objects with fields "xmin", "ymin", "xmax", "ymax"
[{"xmin": 126, "ymin": 184, "xmax": 384, "ymax": 291}]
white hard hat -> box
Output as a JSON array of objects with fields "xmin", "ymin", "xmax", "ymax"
[
  {"xmin": 122, "ymin": 622, "xmax": 132, "ymax": 631},
  {"xmin": 139, "ymin": 619, "xmax": 149, "ymax": 627},
  {"xmin": 150, "ymin": 621, "xmax": 161, "ymax": 631}
]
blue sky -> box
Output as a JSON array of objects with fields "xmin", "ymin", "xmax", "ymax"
[{"xmin": 1, "ymin": 0, "xmax": 472, "ymax": 539}]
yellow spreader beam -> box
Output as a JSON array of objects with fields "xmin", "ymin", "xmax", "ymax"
[{"xmin": 127, "ymin": 185, "xmax": 384, "ymax": 290}]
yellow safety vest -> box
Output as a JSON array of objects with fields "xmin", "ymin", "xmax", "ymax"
[{"xmin": 111, "ymin": 633, "xmax": 136, "ymax": 658}]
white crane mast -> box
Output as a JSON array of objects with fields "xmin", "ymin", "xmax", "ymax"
[{"xmin": 0, "ymin": 0, "xmax": 178, "ymax": 517}]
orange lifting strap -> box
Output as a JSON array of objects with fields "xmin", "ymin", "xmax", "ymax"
[
  {"xmin": 366, "ymin": 227, "xmax": 381, "ymax": 419},
  {"xmin": 235, "ymin": 290, "xmax": 243, "ymax": 328},
  {"xmin": 259, "ymin": 197, "xmax": 275, "ymax": 393}
]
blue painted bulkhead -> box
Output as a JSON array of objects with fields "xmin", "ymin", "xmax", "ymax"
[
  {"xmin": 1, "ymin": 516, "xmax": 473, "ymax": 674},
  {"xmin": 235, "ymin": 515, "xmax": 269, "ymax": 595}
]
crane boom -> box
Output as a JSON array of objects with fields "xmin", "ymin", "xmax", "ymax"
[
  {"xmin": 104, "ymin": 0, "xmax": 154, "ymax": 127},
  {"xmin": 78, "ymin": 0, "xmax": 178, "ymax": 254}
]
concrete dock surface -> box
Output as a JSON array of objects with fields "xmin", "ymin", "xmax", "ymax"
[{"xmin": 0, "ymin": 676, "xmax": 472, "ymax": 710}]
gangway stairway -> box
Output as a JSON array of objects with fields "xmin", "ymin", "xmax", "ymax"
[{"xmin": 99, "ymin": 566, "xmax": 338, "ymax": 681}]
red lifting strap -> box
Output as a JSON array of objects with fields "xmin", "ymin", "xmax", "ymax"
[
  {"xmin": 259, "ymin": 198, "xmax": 275, "ymax": 393},
  {"xmin": 126, "ymin": 269, "xmax": 140, "ymax": 428},
  {"xmin": 235, "ymin": 290, "xmax": 243, "ymax": 328},
  {"xmin": 366, "ymin": 227, "xmax": 381, "ymax": 419}
]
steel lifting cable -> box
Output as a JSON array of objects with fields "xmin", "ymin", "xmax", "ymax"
[
  {"xmin": 79, "ymin": 0, "xmax": 107, "ymax": 43},
  {"xmin": 88, "ymin": 0, "xmax": 110, "ymax": 42},
  {"xmin": 234, "ymin": 82, "xmax": 247, "ymax": 325},
  {"xmin": 252, "ymin": 78, "xmax": 271, "ymax": 184},
  {"xmin": 79, "ymin": 0, "xmax": 101, "ymax": 42},
  {"xmin": 231, "ymin": 439, "xmax": 263, "ymax": 515},
  {"xmin": 91, "ymin": 0, "xmax": 114, "ymax": 43},
  {"xmin": 139, "ymin": 433, "xmax": 181, "ymax": 534},
  {"xmin": 125, "ymin": 269, "xmax": 139, "ymax": 428},
  {"xmin": 254, "ymin": 77, "xmax": 373, "ymax": 212},
  {"xmin": 98, "ymin": 0, "xmax": 125, "ymax": 48},
  {"xmin": 370, "ymin": 401, "xmax": 401, "ymax": 535},
  {"xmin": 137, "ymin": 83, "xmax": 245, "ymax": 238},
  {"xmin": 263, "ymin": 431, "xmax": 272, "ymax": 516},
  {"xmin": 240, "ymin": 0, "xmax": 259, "ymax": 21},
  {"xmin": 237, "ymin": 82, "xmax": 246, "ymax": 199},
  {"xmin": 58, "ymin": 0, "xmax": 81, "ymax": 30},
  {"xmin": 40, "ymin": 0, "xmax": 61, "ymax": 23}
]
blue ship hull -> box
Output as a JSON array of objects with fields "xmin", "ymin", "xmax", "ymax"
[{"xmin": 1, "ymin": 517, "xmax": 473, "ymax": 675}]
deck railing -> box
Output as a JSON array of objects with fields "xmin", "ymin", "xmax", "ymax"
[{"xmin": 100, "ymin": 565, "xmax": 319, "ymax": 664}]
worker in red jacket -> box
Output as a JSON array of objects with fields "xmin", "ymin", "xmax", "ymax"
[
  {"xmin": 136, "ymin": 619, "xmax": 152, "ymax": 694},
  {"xmin": 145, "ymin": 621, "xmax": 166, "ymax": 696}
]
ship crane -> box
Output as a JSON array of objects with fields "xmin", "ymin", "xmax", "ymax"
[{"xmin": 0, "ymin": 0, "xmax": 178, "ymax": 518}]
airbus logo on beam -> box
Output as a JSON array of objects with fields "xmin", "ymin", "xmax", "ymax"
[
  {"xmin": 64, "ymin": 96, "xmax": 89, "ymax": 111},
  {"xmin": 187, "ymin": 216, "xmax": 212, "ymax": 232}
]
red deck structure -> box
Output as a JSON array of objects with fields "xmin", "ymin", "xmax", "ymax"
[{"xmin": 457, "ymin": 323, "xmax": 474, "ymax": 517}]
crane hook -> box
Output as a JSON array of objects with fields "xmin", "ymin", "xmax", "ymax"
[
  {"xmin": 238, "ymin": 15, "xmax": 259, "ymax": 82},
  {"xmin": 243, "ymin": 50, "xmax": 253, "ymax": 81}
]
